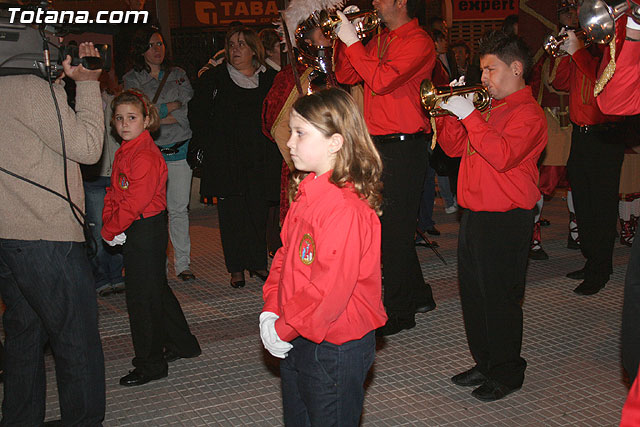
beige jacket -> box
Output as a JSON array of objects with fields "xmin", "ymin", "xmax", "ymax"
[{"xmin": 0, "ymin": 75, "xmax": 104, "ymax": 241}]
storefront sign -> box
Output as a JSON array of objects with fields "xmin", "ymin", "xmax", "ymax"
[
  {"xmin": 452, "ymin": 0, "xmax": 518, "ymax": 20},
  {"xmin": 184, "ymin": 0, "xmax": 279, "ymax": 27}
]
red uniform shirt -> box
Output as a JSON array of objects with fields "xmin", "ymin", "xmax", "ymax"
[
  {"xmin": 552, "ymin": 48, "xmax": 622, "ymax": 126},
  {"xmin": 334, "ymin": 19, "xmax": 435, "ymax": 135},
  {"xmin": 598, "ymin": 41, "xmax": 640, "ymax": 116},
  {"xmin": 621, "ymin": 367, "xmax": 640, "ymax": 426},
  {"xmin": 435, "ymin": 86, "xmax": 547, "ymax": 212},
  {"xmin": 262, "ymin": 171, "xmax": 387, "ymax": 345},
  {"xmin": 102, "ymin": 130, "xmax": 167, "ymax": 241}
]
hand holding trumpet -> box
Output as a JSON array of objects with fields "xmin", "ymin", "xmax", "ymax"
[
  {"xmin": 558, "ymin": 28, "xmax": 582, "ymax": 56},
  {"xmin": 439, "ymin": 78, "xmax": 476, "ymax": 120},
  {"xmin": 336, "ymin": 10, "xmax": 360, "ymax": 46}
]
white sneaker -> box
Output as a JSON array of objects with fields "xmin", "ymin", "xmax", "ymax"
[{"xmin": 445, "ymin": 205, "xmax": 458, "ymax": 214}]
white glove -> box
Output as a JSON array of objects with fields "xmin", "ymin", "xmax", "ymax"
[
  {"xmin": 104, "ymin": 232, "xmax": 127, "ymax": 247},
  {"xmin": 259, "ymin": 312, "xmax": 293, "ymax": 359},
  {"xmin": 559, "ymin": 28, "xmax": 580, "ymax": 56},
  {"xmin": 449, "ymin": 76, "xmax": 466, "ymax": 87},
  {"xmin": 439, "ymin": 94, "xmax": 476, "ymax": 120},
  {"xmin": 336, "ymin": 10, "xmax": 360, "ymax": 47},
  {"xmin": 628, "ymin": 16, "xmax": 640, "ymax": 31}
]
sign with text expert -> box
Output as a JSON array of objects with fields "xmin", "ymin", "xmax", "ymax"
[
  {"xmin": 183, "ymin": 0, "xmax": 279, "ymax": 27},
  {"xmin": 452, "ymin": 0, "xmax": 518, "ymax": 20}
]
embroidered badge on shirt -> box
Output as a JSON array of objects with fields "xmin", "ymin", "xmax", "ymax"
[
  {"xmin": 118, "ymin": 173, "xmax": 129, "ymax": 190},
  {"xmin": 299, "ymin": 233, "xmax": 316, "ymax": 265}
]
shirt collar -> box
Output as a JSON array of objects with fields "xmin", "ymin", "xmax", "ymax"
[
  {"xmin": 386, "ymin": 18, "xmax": 420, "ymax": 38},
  {"xmin": 492, "ymin": 85, "xmax": 533, "ymax": 108},
  {"xmin": 120, "ymin": 129, "xmax": 152, "ymax": 150},
  {"xmin": 298, "ymin": 170, "xmax": 335, "ymax": 203},
  {"xmin": 227, "ymin": 62, "xmax": 266, "ymax": 88}
]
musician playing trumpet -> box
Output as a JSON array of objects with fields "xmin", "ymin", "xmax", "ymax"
[
  {"xmin": 551, "ymin": 24, "xmax": 625, "ymax": 297},
  {"xmin": 435, "ymin": 31, "xmax": 547, "ymax": 402}
]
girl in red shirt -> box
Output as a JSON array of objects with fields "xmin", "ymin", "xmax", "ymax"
[
  {"xmin": 260, "ymin": 88, "xmax": 387, "ymax": 425},
  {"xmin": 102, "ymin": 90, "xmax": 200, "ymax": 387}
]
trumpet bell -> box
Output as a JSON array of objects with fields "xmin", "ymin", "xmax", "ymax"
[
  {"xmin": 578, "ymin": 0, "xmax": 628, "ymax": 43},
  {"xmin": 420, "ymin": 79, "xmax": 491, "ymax": 117}
]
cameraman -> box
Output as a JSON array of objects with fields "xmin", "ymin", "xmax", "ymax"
[{"xmin": 0, "ymin": 42, "xmax": 106, "ymax": 425}]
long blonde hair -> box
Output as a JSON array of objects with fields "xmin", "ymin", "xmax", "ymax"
[{"xmin": 288, "ymin": 88, "xmax": 383, "ymax": 215}]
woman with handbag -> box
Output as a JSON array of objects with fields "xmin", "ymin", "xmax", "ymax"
[
  {"xmin": 124, "ymin": 26, "xmax": 196, "ymax": 282},
  {"xmin": 189, "ymin": 26, "xmax": 278, "ymax": 288}
]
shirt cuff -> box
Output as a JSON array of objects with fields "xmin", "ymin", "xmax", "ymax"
[
  {"xmin": 274, "ymin": 317, "xmax": 298, "ymax": 342},
  {"xmin": 159, "ymin": 103, "xmax": 168, "ymax": 119}
]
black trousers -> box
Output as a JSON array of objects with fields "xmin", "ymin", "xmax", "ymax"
[
  {"xmin": 217, "ymin": 190, "xmax": 268, "ymax": 274},
  {"xmin": 375, "ymin": 136, "xmax": 434, "ymax": 317},
  {"xmin": 623, "ymin": 236, "xmax": 640, "ymax": 382},
  {"xmin": 458, "ymin": 208, "xmax": 534, "ymax": 388},
  {"xmin": 123, "ymin": 212, "xmax": 200, "ymax": 376},
  {"xmin": 567, "ymin": 124, "xmax": 625, "ymax": 283}
]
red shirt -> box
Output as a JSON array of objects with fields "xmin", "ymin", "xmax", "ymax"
[
  {"xmin": 598, "ymin": 41, "xmax": 640, "ymax": 116},
  {"xmin": 102, "ymin": 130, "xmax": 167, "ymax": 241},
  {"xmin": 552, "ymin": 47, "xmax": 621, "ymax": 125},
  {"xmin": 334, "ymin": 19, "xmax": 435, "ymax": 135},
  {"xmin": 435, "ymin": 86, "xmax": 547, "ymax": 212},
  {"xmin": 262, "ymin": 171, "xmax": 387, "ymax": 345},
  {"xmin": 621, "ymin": 367, "xmax": 640, "ymax": 426}
]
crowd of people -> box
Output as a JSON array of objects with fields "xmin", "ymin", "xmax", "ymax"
[{"xmin": 1, "ymin": 0, "xmax": 640, "ymax": 424}]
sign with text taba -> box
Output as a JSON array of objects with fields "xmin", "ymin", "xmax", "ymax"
[
  {"xmin": 452, "ymin": 0, "xmax": 518, "ymax": 20},
  {"xmin": 182, "ymin": 0, "xmax": 279, "ymax": 27}
]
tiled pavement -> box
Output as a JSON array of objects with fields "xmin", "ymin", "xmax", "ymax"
[{"xmin": 2, "ymin": 191, "xmax": 632, "ymax": 426}]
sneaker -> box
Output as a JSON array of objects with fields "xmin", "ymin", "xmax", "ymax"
[
  {"xmin": 445, "ymin": 205, "xmax": 458, "ymax": 214},
  {"xmin": 96, "ymin": 284, "xmax": 114, "ymax": 297},
  {"xmin": 112, "ymin": 280, "xmax": 126, "ymax": 293}
]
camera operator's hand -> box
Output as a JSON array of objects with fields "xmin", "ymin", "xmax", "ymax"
[{"xmin": 63, "ymin": 42, "xmax": 102, "ymax": 82}]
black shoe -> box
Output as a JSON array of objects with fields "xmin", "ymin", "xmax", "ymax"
[
  {"xmin": 177, "ymin": 270, "xmax": 196, "ymax": 282},
  {"xmin": 471, "ymin": 379, "xmax": 521, "ymax": 402},
  {"xmin": 119, "ymin": 369, "xmax": 168, "ymax": 387},
  {"xmin": 451, "ymin": 367, "xmax": 487, "ymax": 387},
  {"xmin": 415, "ymin": 298, "xmax": 436, "ymax": 313},
  {"xmin": 164, "ymin": 347, "xmax": 202, "ymax": 363},
  {"xmin": 567, "ymin": 234, "xmax": 581, "ymax": 250},
  {"xmin": 528, "ymin": 247, "xmax": 549, "ymax": 260},
  {"xmin": 230, "ymin": 278, "xmax": 245, "ymax": 288},
  {"xmin": 573, "ymin": 280, "xmax": 606, "ymax": 296},
  {"xmin": 249, "ymin": 270, "xmax": 269, "ymax": 281},
  {"xmin": 375, "ymin": 314, "xmax": 416, "ymax": 337},
  {"xmin": 566, "ymin": 268, "xmax": 585, "ymax": 280},
  {"xmin": 425, "ymin": 226, "xmax": 441, "ymax": 236}
]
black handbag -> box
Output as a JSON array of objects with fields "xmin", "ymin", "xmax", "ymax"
[{"xmin": 186, "ymin": 143, "xmax": 204, "ymax": 177}]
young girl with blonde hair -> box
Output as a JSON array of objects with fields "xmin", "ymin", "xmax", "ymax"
[
  {"xmin": 102, "ymin": 90, "xmax": 200, "ymax": 387},
  {"xmin": 260, "ymin": 87, "xmax": 387, "ymax": 425}
]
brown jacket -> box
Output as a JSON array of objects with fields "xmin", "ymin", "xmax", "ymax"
[{"xmin": 0, "ymin": 75, "xmax": 104, "ymax": 241}]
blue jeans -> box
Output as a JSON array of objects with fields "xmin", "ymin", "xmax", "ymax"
[
  {"xmin": 0, "ymin": 239, "xmax": 105, "ymax": 425},
  {"xmin": 84, "ymin": 177, "xmax": 124, "ymax": 289},
  {"xmin": 166, "ymin": 159, "xmax": 193, "ymax": 275},
  {"xmin": 437, "ymin": 174, "xmax": 455, "ymax": 208},
  {"xmin": 280, "ymin": 331, "xmax": 375, "ymax": 427},
  {"xmin": 417, "ymin": 164, "xmax": 436, "ymax": 231}
]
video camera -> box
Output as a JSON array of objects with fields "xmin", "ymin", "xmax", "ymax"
[{"xmin": 0, "ymin": 1, "xmax": 110, "ymax": 80}]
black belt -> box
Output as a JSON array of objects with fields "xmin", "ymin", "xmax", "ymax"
[
  {"xmin": 371, "ymin": 132, "xmax": 425, "ymax": 143},
  {"xmin": 159, "ymin": 139, "xmax": 189, "ymax": 155},
  {"xmin": 572, "ymin": 122, "xmax": 619, "ymax": 134}
]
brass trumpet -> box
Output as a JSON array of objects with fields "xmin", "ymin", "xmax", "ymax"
[
  {"xmin": 544, "ymin": 29, "xmax": 591, "ymax": 57},
  {"xmin": 296, "ymin": 9, "xmax": 380, "ymax": 41},
  {"xmin": 420, "ymin": 79, "xmax": 491, "ymax": 117}
]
